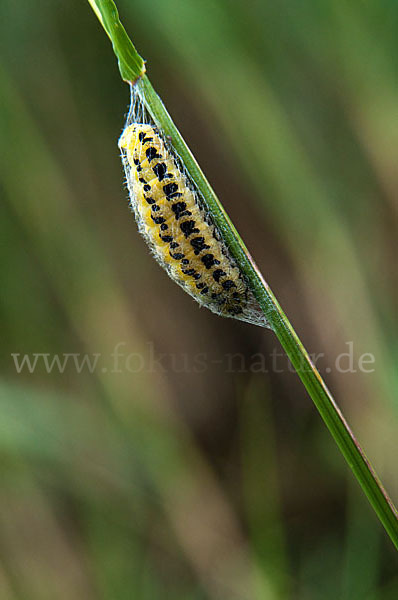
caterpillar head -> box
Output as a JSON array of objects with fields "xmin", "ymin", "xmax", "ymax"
[{"xmin": 118, "ymin": 123, "xmax": 156, "ymax": 153}]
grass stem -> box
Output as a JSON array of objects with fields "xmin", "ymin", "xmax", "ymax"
[{"xmin": 87, "ymin": 0, "xmax": 398, "ymax": 549}]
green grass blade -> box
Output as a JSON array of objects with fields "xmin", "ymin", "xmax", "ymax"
[
  {"xmin": 87, "ymin": 0, "xmax": 145, "ymax": 82},
  {"xmin": 86, "ymin": 0, "xmax": 398, "ymax": 549}
]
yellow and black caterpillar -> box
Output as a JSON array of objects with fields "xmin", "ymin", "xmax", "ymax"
[{"xmin": 119, "ymin": 123, "xmax": 267, "ymax": 327}]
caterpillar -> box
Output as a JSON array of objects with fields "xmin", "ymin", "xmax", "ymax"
[{"xmin": 119, "ymin": 122, "xmax": 268, "ymax": 328}]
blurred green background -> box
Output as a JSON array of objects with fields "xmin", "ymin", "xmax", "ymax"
[{"xmin": 0, "ymin": 1, "xmax": 397, "ymax": 598}]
